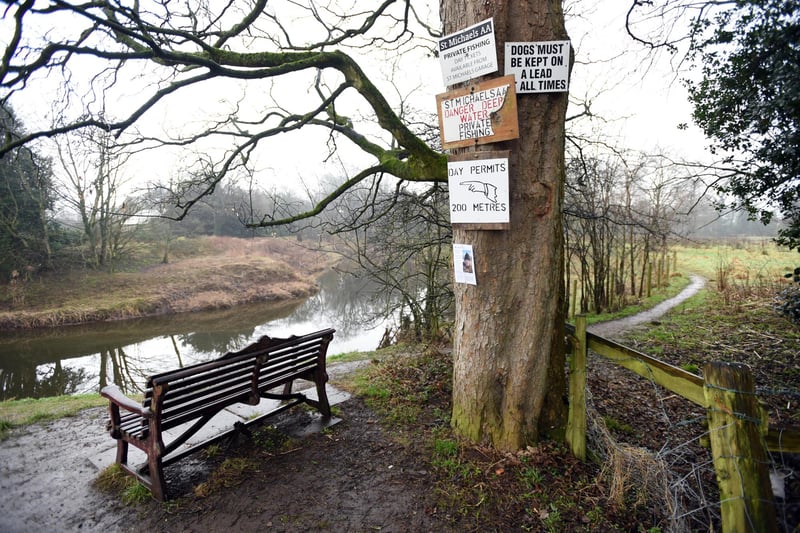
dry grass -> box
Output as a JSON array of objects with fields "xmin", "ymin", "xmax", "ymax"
[
  {"xmin": 588, "ymin": 404, "xmax": 681, "ymax": 523},
  {"xmin": 0, "ymin": 236, "xmax": 335, "ymax": 329}
]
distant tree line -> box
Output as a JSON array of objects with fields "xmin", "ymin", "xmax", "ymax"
[
  {"xmin": 2, "ymin": 94, "xmax": 780, "ymax": 324},
  {"xmin": 0, "ymin": 101, "xmax": 312, "ymax": 280}
]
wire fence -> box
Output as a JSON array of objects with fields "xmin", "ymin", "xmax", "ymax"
[{"xmin": 566, "ymin": 317, "xmax": 799, "ymax": 533}]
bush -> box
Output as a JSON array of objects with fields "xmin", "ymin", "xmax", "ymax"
[{"xmin": 774, "ymin": 267, "xmax": 800, "ymax": 325}]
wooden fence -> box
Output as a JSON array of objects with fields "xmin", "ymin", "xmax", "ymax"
[{"xmin": 565, "ymin": 316, "xmax": 800, "ymax": 533}]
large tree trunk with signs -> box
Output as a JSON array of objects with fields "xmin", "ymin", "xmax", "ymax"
[{"xmin": 443, "ymin": 1, "xmax": 569, "ymax": 450}]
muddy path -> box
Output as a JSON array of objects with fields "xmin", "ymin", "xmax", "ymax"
[
  {"xmin": 0, "ymin": 388, "xmax": 443, "ymax": 532},
  {"xmin": 0, "ymin": 406, "xmax": 133, "ymax": 531},
  {"xmin": 0, "ymin": 277, "xmax": 709, "ymax": 532}
]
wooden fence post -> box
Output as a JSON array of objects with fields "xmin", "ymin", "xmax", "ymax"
[
  {"xmin": 703, "ymin": 362, "xmax": 778, "ymax": 533},
  {"xmin": 566, "ymin": 315, "xmax": 587, "ymax": 461}
]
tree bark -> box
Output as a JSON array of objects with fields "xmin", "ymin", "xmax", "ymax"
[{"xmin": 444, "ymin": 0, "xmax": 569, "ymax": 449}]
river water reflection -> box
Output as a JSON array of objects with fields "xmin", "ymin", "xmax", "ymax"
[{"xmin": 0, "ymin": 271, "xmax": 389, "ymax": 400}]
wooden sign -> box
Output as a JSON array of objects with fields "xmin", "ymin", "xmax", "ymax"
[{"xmin": 436, "ymin": 76, "xmax": 519, "ymax": 150}]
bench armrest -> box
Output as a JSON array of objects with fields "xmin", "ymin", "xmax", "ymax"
[{"xmin": 101, "ymin": 384, "xmax": 151, "ymax": 418}]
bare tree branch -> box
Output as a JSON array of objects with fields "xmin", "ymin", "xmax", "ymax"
[{"xmin": 0, "ymin": 0, "xmax": 445, "ymax": 228}]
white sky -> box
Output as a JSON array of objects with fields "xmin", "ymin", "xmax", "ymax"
[
  {"xmin": 2, "ymin": 1, "xmax": 714, "ymax": 198},
  {"xmin": 565, "ymin": 1, "xmax": 710, "ymax": 160}
]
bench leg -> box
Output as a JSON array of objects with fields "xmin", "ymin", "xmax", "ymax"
[
  {"xmin": 115, "ymin": 439, "xmax": 129, "ymax": 466},
  {"xmin": 147, "ymin": 452, "xmax": 167, "ymax": 501},
  {"xmin": 315, "ymin": 376, "xmax": 331, "ymax": 418}
]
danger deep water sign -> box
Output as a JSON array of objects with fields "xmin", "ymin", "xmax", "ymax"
[{"xmin": 435, "ymin": 76, "xmax": 519, "ymax": 150}]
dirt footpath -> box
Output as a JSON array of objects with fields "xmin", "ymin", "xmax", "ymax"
[
  {"xmin": 0, "ymin": 358, "xmax": 449, "ymax": 533},
  {"xmin": 0, "ymin": 406, "xmax": 135, "ymax": 531},
  {"xmin": 0, "ymin": 398, "xmax": 448, "ymax": 533}
]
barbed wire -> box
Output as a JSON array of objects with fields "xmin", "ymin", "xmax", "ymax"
[
  {"xmin": 582, "ymin": 347, "xmax": 798, "ymax": 532},
  {"xmin": 756, "ymin": 386, "xmax": 800, "ymax": 399}
]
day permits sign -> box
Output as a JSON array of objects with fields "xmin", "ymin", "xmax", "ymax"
[
  {"xmin": 438, "ymin": 18, "xmax": 498, "ymax": 86},
  {"xmin": 436, "ymin": 76, "xmax": 519, "ymax": 150},
  {"xmin": 504, "ymin": 41, "xmax": 570, "ymax": 93},
  {"xmin": 448, "ymin": 152, "xmax": 510, "ymax": 227}
]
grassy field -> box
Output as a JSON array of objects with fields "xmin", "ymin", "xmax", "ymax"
[
  {"xmin": 674, "ymin": 238, "xmax": 797, "ymax": 282},
  {"xmin": 574, "ymin": 238, "xmax": 798, "ymax": 324},
  {"xmin": 0, "ymin": 236, "xmax": 334, "ymax": 329}
]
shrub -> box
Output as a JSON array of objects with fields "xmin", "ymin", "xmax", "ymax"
[{"xmin": 774, "ymin": 267, "xmax": 800, "ymax": 325}]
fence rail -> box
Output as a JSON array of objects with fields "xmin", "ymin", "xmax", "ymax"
[{"xmin": 565, "ymin": 316, "xmax": 799, "ymax": 533}]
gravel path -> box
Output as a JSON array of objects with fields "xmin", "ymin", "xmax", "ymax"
[{"xmin": 588, "ymin": 274, "xmax": 706, "ymax": 338}]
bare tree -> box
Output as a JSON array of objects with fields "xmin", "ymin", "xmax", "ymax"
[
  {"xmin": 53, "ymin": 128, "xmax": 138, "ymax": 270},
  {"xmin": 1, "ymin": 1, "xmax": 446, "ymax": 218},
  {"xmin": 565, "ymin": 146, "xmax": 696, "ymax": 313},
  {"xmin": 324, "ymin": 178, "xmax": 453, "ymax": 342},
  {"xmin": 1, "ymin": 0, "xmax": 572, "ymax": 450},
  {"xmin": 0, "ymin": 104, "xmax": 54, "ymax": 276}
]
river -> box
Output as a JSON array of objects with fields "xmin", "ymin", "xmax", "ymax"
[{"xmin": 0, "ymin": 270, "xmax": 391, "ymax": 400}]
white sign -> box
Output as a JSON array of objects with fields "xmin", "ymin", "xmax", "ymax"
[
  {"xmin": 438, "ymin": 18, "xmax": 498, "ymax": 86},
  {"xmin": 439, "ymin": 83, "xmax": 510, "ymax": 145},
  {"xmin": 453, "ymin": 244, "xmax": 477, "ymax": 285},
  {"xmin": 448, "ymin": 157, "xmax": 510, "ymax": 224},
  {"xmin": 504, "ymin": 41, "xmax": 570, "ymax": 93}
]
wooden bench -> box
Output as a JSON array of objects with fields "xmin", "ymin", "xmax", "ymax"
[{"xmin": 100, "ymin": 328, "xmax": 335, "ymax": 501}]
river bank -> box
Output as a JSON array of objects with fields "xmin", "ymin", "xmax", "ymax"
[
  {"xmin": 0, "ymin": 237, "xmax": 334, "ymax": 331},
  {"xmin": 3, "ymin": 278, "xmax": 797, "ymax": 532}
]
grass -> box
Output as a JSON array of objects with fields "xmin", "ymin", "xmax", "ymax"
[
  {"xmin": 673, "ymin": 239, "xmax": 798, "ymax": 280},
  {"xmin": 569, "ymin": 238, "xmax": 797, "ymax": 325},
  {"xmin": 0, "ymin": 393, "xmax": 108, "ymax": 440},
  {"xmin": 340, "ymin": 348, "xmax": 658, "ymax": 531},
  {"xmin": 350, "ymin": 345, "xmax": 452, "ymax": 428},
  {"xmin": 193, "ymin": 457, "xmax": 261, "ymax": 498},
  {"xmin": 343, "ymin": 348, "xmax": 666, "ymax": 531},
  {"xmin": 252, "ymin": 425, "xmax": 296, "ymax": 453},
  {"xmin": 93, "ymin": 464, "xmax": 152, "ymax": 505},
  {"xmin": 326, "ymin": 350, "xmax": 371, "ymax": 364},
  {"xmin": 0, "ymin": 236, "xmax": 335, "ymax": 329},
  {"xmin": 623, "ymin": 282, "xmax": 800, "ymax": 378},
  {"xmin": 602, "ymin": 415, "xmax": 636, "ymax": 436}
]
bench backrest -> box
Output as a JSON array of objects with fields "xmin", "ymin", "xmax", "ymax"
[{"xmin": 142, "ymin": 328, "xmax": 335, "ymax": 431}]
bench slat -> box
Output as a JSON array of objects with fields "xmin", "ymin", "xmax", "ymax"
[{"xmin": 157, "ymin": 366, "xmax": 256, "ymax": 410}]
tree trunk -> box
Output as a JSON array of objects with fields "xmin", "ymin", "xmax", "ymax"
[{"xmin": 444, "ymin": 0, "xmax": 569, "ymax": 450}]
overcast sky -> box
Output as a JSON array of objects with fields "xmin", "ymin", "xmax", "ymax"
[
  {"xmin": 2, "ymin": 1, "xmax": 713, "ymax": 196},
  {"xmin": 565, "ymin": 1, "xmax": 710, "ymax": 160}
]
